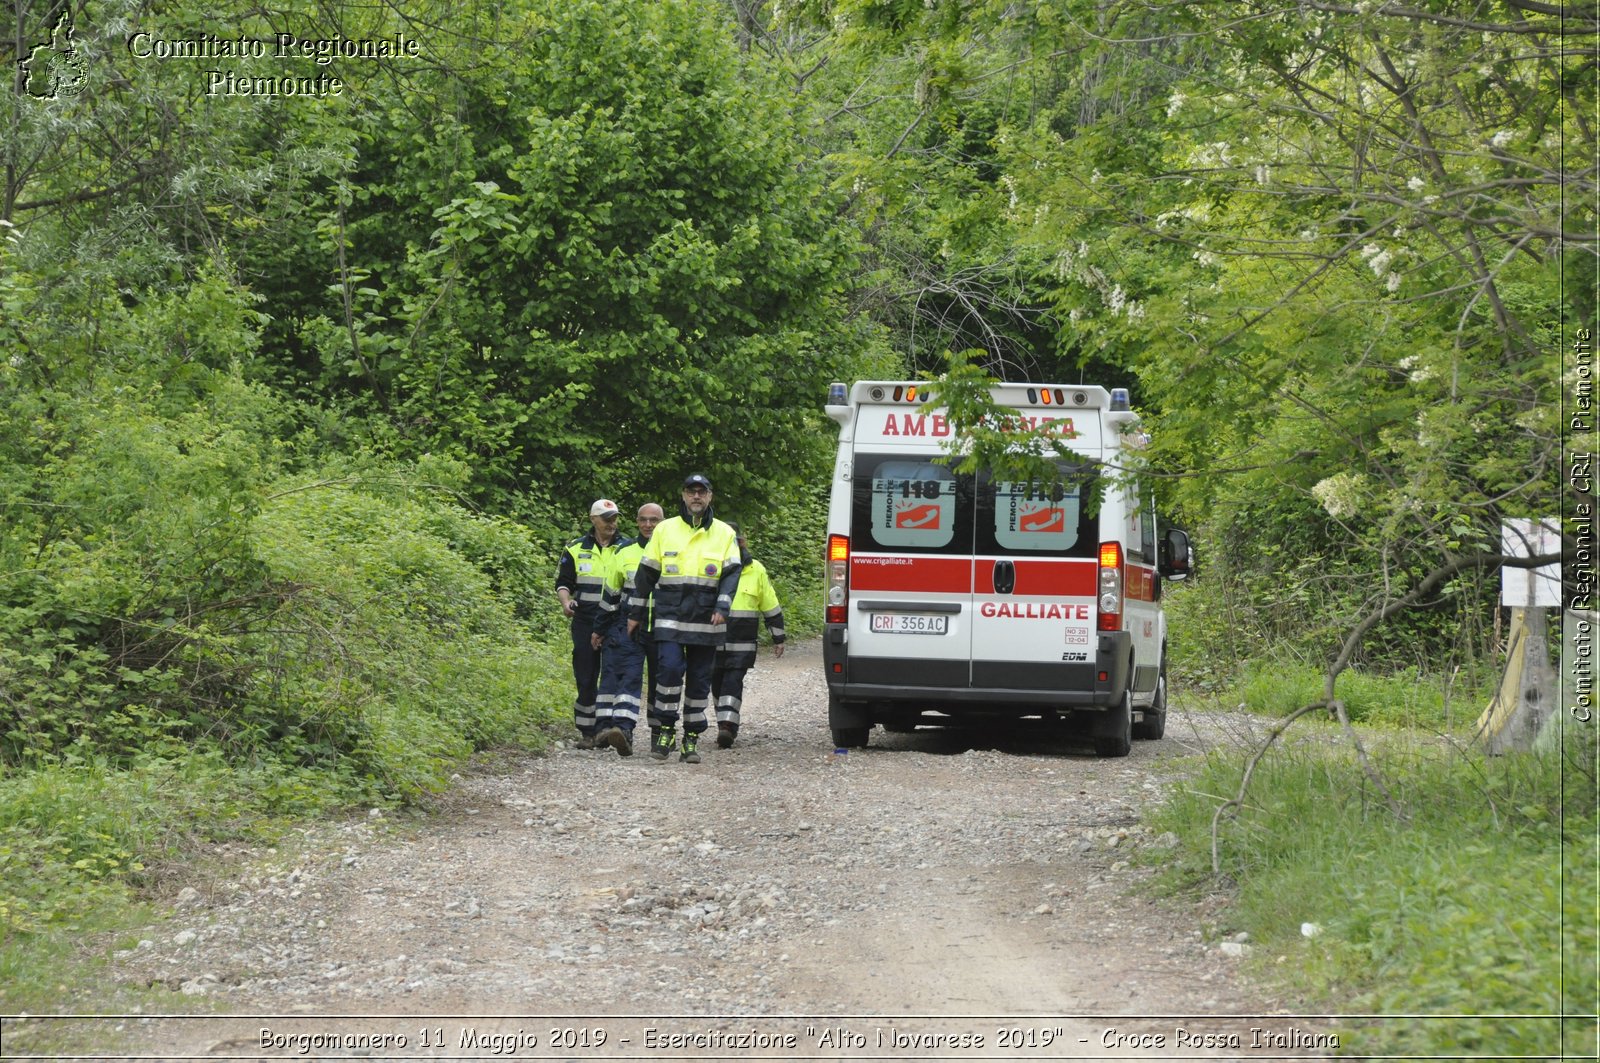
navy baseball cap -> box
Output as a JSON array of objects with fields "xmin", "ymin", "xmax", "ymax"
[{"xmin": 683, "ymin": 473, "xmax": 713, "ymax": 490}]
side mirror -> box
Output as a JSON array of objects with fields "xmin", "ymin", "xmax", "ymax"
[{"xmin": 1159, "ymin": 528, "xmax": 1192, "ymax": 581}]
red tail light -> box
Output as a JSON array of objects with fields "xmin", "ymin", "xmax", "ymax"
[
  {"xmin": 1097, "ymin": 540, "xmax": 1123, "ymax": 631},
  {"xmin": 826, "ymin": 534, "xmax": 850, "ymax": 625}
]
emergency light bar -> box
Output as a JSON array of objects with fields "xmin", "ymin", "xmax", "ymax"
[{"xmin": 849, "ymin": 382, "xmax": 1107, "ymax": 408}]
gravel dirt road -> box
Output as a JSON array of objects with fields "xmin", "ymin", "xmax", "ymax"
[{"xmin": 37, "ymin": 639, "xmax": 1340, "ymax": 1061}]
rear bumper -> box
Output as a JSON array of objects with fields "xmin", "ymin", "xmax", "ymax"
[{"xmin": 824, "ymin": 627, "xmax": 1131, "ymax": 711}]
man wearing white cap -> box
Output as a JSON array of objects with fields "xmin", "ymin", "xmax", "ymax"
[{"xmin": 555, "ymin": 498, "xmax": 630, "ymax": 747}]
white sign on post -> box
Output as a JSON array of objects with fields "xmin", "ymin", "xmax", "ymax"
[{"xmin": 1501, "ymin": 518, "xmax": 1562, "ymax": 608}]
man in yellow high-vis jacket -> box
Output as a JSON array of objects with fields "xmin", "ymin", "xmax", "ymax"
[
  {"xmin": 628, "ymin": 473, "xmax": 740, "ymax": 763},
  {"xmin": 711, "ymin": 523, "xmax": 785, "ymax": 748},
  {"xmin": 555, "ymin": 499, "xmax": 629, "ymax": 747}
]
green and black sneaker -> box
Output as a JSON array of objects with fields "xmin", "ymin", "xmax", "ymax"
[
  {"xmin": 649, "ymin": 727, "xmax": 675, "ymax": 761},
  {"xmin": 680, "ymin": 729, "xmax": 701, "ymax": 764}
]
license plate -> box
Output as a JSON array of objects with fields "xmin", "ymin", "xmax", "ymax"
[{"xmin": 870, "ymin": 612, "xmax": 948, "ymax": 635}]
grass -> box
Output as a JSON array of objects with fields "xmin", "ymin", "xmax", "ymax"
[
  {"xmin": 1233, "ymin": 659, "xmax": 1487, "ymax": 731},
  {"xmin": 1145, "ymin": 706, "xmax": 1598, "ymax": 1059}
]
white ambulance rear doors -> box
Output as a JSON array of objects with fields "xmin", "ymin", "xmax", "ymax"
[
  {"xmin": 843, "ymin": 406, "xmax": 973, "ymax": 691},
  {"xmin": 970, "ymin": 412, "xmax": 1104, "ymax": 695}
]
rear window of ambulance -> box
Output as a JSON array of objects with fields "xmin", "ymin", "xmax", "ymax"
[
  {"xmin": 851, "ymin": 455, "xmax": 973, "ymax": 555},
  {"xmin": 977, "ymin": 469, "xmax": 1099, "ymax": 558}
]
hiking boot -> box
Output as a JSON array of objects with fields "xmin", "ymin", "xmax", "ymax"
[
  {"xmin": 575, "ymin": 732, "xmax": 598, "ymax": 750},
  {"xmin": 599, "ymin": 727, "xmax": 633, "ymax": 757},
  {"xmin": 716, "ymin": 724, "xmax": 736, "ymax": 749},
  {"xmin": 649, "ymin": 727, "xmax": 676, "ymax": 761},
  {"xmin": 680, "ymin": 729, "xmax": 701, "ymax": 764}
]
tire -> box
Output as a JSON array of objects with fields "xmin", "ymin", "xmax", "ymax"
[
  {"xmin": 1132, "ymin": 655, "xmax": 1168, "ymax": 741},
  {"xmin": 1094, "ymin": 687, "xmax": 1133, "ymax": 758}
]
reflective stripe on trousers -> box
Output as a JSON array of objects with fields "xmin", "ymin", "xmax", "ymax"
[
  {"xmin": 652, "ymin": 641, "xmax": 716, "ymax": 733},
  {"xmin": 712, "ymin": 660, "xmax": 748, "ymax": 729}
]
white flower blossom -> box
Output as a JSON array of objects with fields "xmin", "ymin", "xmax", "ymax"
[
  {"xmin": 1312, "ymin": 473, "xmax": 1368, "ymax": 520},
  {"xmin": 1407, "ymin": 176, "xmax": 1425, "ymax": 191},
  {"xmin": 1090, "ymin": 169, "xmax": 1103, "ymax": 183},
  {"xmin": 1386, "ymin": 271, "xmax": 1402, "ymax": 292},
  {"xmin": 1167, "ymin": 91, "xmax": 1187, "ymax": 118},
  {"xmin": 1490, "ymin": 130, "xmax": 1513, "ymax": 148},
  {"xmin": 1193, "ymin": 249, "xmax": 1219, "ymax": 267},
  {"xmin": 1254, "ymin": 164, "xmax": 1271, "ymax": 184}
]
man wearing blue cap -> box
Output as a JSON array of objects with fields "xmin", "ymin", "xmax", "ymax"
[{"xmin": 627, "ymin": 474, "xmax": 740, "ymax": 763}]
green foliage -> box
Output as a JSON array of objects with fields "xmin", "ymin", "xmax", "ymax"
[
  {"xmin": 0, "ymin": 750, "xmax": 342, "ymax": 941},
  {"xmin": 0, "ymin": 213, "xmax": 570, "ymax": 948},
  {"xmin": 248, "ymin": 473, "xmax": 566, "ymax": 795},
  {"xmin": 229, "ymin": 0, "xmax": 863, "ymax": 523},
  {"xmin": 1229, "ymin": 661, "xmax": 1468, "ymax": 731},
  {"xmin": 1146, "ymin": 730, "xmax": 1597, "ymax": 1058}
]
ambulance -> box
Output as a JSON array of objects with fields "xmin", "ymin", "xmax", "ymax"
[{"xmin": 822, "ymin": 380, "xmax": 1191, "ymax": 756}]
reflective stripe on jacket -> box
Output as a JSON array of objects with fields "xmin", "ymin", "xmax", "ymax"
[
  {"xmin": 717, "ymin": 558, "xmax": 785, "ymax": 670},
  {"xmin": 598, "ymin": 540, "xmax": 649, "ymax": 638},
  {"xmin": 630, "ymin": 516, "xmax": 740, "ymax": 646}
]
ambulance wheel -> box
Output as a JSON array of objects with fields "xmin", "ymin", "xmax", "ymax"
[
  {"xmin": 1094, "ymin": 689, "xmax": 1133, "ymax": 758},
  {"xmin": 1133, "ymin": 658, "xmax": 1168, "ymax": 741}
]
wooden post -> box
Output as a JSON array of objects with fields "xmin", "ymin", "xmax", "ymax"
[{"xmin": 1477, "ymin": 519, "xmax": 1561, "ymax": 753}]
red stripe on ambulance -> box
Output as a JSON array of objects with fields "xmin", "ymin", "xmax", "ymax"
[
  {"xmin": 850, "ymin": 555, "xmax": 972, "ymax": 594},
  {"xmin": 974, "ymin": 560, "xmax": 1098, "ymax": 596}
]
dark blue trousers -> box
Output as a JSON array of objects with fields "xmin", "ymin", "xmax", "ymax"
[
  {"xmin": 570, "ymin": 621, "xmax": 601, "ymax": 734},
  {"xmin": 653, "ymin": 641, "xmax": 716, "ymax": 734},
  {"xmin": 711, "ymin": 660, "xmax": 748, "ymax": 734},
  {"xmin": 597, "ymin": 627, "xmax": 646, "ymax": 733}
]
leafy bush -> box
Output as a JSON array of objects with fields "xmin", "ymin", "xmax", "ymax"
[
  {"xmin": 247, "ymin": 473, "xmax": 567, "ymax": 795},
  {"xmin": 0, "ymin": 256, "xmax": 572, "ymax": 947}
]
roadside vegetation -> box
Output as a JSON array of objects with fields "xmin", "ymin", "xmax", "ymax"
[
  {"xmin": 1145, "ymin": 705, "xmax": 1596, "ymax": 1059},
  {"xmin": 3, "ymin": 0, "xmax": 1590, "ymax": 1052}
]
